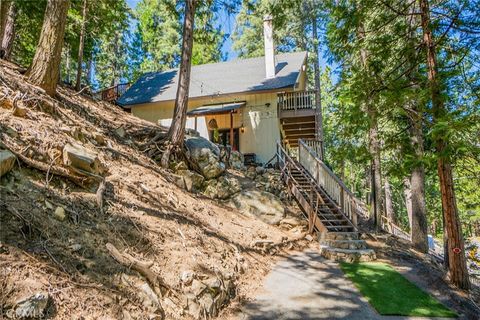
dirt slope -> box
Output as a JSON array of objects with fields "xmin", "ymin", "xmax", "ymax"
[{"xmin": 0, "ymin": 60, "xmax": 308, "ymax": 319}]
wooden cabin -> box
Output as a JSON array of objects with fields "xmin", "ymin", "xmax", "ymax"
[{"xmin": 118, "ymin": 17, "xmax": 321, "ymax": 164}]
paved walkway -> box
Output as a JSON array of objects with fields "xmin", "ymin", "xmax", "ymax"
[{"xmin": 236, "ymin": 250, "xmax": 452, "ymax": 320}]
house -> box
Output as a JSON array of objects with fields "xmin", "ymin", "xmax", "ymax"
[{"xmin": 118, "ymin": 16, "xmax": 321, "ymax": 164}]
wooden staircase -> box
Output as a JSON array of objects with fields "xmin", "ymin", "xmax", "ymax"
[{"xmin": 277, "ymin": 141, "xmax": 376, "ymax": 262}]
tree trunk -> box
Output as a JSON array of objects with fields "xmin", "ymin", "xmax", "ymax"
[
  {"xmin": 0, "ymin": 0, "xmax": 15, "ymax": 60},
  {"xmin": 75, "ymin": 0, "xmax": 88, "ymax": 91},
  {"xmin": 369, "ymin": 120, "xmax": 383, "ymax": 231},
  {"xmin": 160, "ymin": 0, "xmax": 197, "ymax": 168},
  {"xmin": 111, "ymin": 31, "xmax": 120, "ymax": 87},
  {"xmin": 0, "ymin": 0, "xmax": 9, "ymax": 45},
  {"xmin": 65, "ymin": 45, "xmax": 71, "ymax": 84},
  {"xmin": 407, "ymin": 107, "xmax": 429, "ymax": 253},
  {"xmin": 86, "ymin": 57, "xmax": 92, "ymax": 87},
  {"xmin": 403, "ymin": 177, "xmax": 413, "ymax": 231},
  {"xmin": 384, "ymin": 179, "xmax": 394, "ymax": 223},
  {"xmin": 312, "ymin": 8, "xmax": 323, "ymax": 157},
  {"xmin": 418, "ymin": 0, "xmax": 469, "ymax": 289},
  {"xmin": 357, "ymin": 20, "xmax": 383, "ymax": 231},
  {"xmin": 27, "ymin": 0, "xmax": 70, "ymax": 96}
]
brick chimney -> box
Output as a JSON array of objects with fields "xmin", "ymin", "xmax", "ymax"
[{"xmin": 263, "ymin": 15, "xmax": 275, "ymax": 79}]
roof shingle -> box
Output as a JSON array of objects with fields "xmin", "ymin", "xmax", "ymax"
[{"xmin": 118, "ymin": 51, "xmax": 307, "ymax": 106}]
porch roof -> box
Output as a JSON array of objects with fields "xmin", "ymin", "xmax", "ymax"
[{"xmin": 186, "ymin": 101, "xmax": 246, "ymax": 116}]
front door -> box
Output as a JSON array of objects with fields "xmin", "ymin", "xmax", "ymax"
[{"xmin": 210, "ymin": 128, "xmax": 239, "ymax": 151}]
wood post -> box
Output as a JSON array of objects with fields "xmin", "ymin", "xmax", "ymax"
[{"xmin": 229, "ymin": 111, "xmax": 234, "ymax": 148}]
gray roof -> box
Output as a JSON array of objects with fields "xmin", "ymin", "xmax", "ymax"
[{"xmin": 118, "ymin": 51, "xmax": 307, "ymax": 106}]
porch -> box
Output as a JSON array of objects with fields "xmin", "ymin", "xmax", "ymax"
[{"xmin": 277, "ymin": 90, "xmax": 322, "ymax": 154}]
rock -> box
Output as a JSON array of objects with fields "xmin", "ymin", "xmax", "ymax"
[
  {"xmin": 255, "ymin": 166, "xmax": 265, "ymax": 175},
  {"xmin": 180, "ymin": 270, "xmax": 195, "ymax": 285},
  {"xmin": 174, "ymin": 161, "xmax": 189, "ymax": 172},
  {"xmin": 185, "ymin": 293, "xmax": 201, "ymax": 319},
  {"xmin": 305, "ymin": 234, "xmax": 314, "ymax": 241},
  {"xmin": 190, "ymin": 279, "xmax": 206, "ymax": 297},
  {"xmin": 6, "ymin": 126, "xmax": 18, "ymax": 137},
  {"xmin": 94, "ymin": 133, "xmax": 106, "ymax": 146},
  {"xmin": 0, "ymin": 98, "xmax": 13, "ymax": 109},
  {"xmin": 204, "ymin": 277, "xmax": 222, "ymax": 290},
  {"xmin": 231, "ymin": 190, "xmax": 285, "ymax": 225},
  {"xmin": 245, "ymin": 166, "xmax": 256, "ymax": 179},
  {"xmin": 63, "ymin": 143, "xmax": 105, "ymax": 175},
  {"xmin": 229, "ymin": 151, "xmax": 245, "ymax": 170},
  {"xmin": 15, "ymin": 291, "xmax": 49, "ymax": 319},
  {"xmin": 184, "ymin": 136, "xmax": 225, "ymax": 179},
  {"xmin": 280, "ymin": 217, "xmax": 306, "ymax": 227},
  {"xmin": 177, "ymin": 169, "xmax": 204, "ymax": 192},
  {"xmin": 69, "ymin": 243, "xmax": 82, "ymax": 252},
  {"xmin": 114, "ymin": 126, "xmax": 126, "ymax": 138},
  {"xmin": 213, "ymin": 290, "xmax": 228, "ymax": 312},
  {"xmin": 171, "ymin": 173, "xmax": 187, "ymax": 189},
  {"xmin": 203, "ymin": 175, "xmax": 241, "ymax": 199},
  {"xmin": 13, "ymin": 103, "xmax": 28, "ymax": 117},
  {"xmin": 139, "ymin": 283, "xmax": 161, "ymax": 312},
  {"xmin": 54, "ymin": 206, "xmax": 66, "ymax": 221},
  {"xmin": 0, "ymin": 150, "xmax": 16, "ymax": 177}
]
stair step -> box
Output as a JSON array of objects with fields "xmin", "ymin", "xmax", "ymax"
[
  {"xmin": 320, "ymin": 239, "xmax": 368, "ymax": 250},
  {"xmin": 325, "ymin": 226, "xmax": 354, "ymax": 232},
  {"xmin": 319, "ymin": 246, "xmax": 376, "ymax": 262}
]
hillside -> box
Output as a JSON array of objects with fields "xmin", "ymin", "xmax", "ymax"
[{"xmin": 0, "ymin": 60, "xmax": 310, "ymax": 319}]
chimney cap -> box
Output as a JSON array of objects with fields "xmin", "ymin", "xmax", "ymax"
[{"xmin": 263, "ymin": 14, "xmax": 273, "ymax": 22}]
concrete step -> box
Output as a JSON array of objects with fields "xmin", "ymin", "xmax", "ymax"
[
  {"xmin": 319, "ymin": 246, "xmax": 376, "ymax": 263},
  {"xmin": 320, "ymin": 239, "xmax": 368, "ymax": 250}
]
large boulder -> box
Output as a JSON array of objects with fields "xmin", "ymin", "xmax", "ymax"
[
  {"xmin": 203, "ymin": 175, "xmax": 241, "ymax": 200},
  {"xmin": 231, "ymin": 190, "xmax": 285, "ymax": 225},
  {"xmin": 185, "ymin": 136, "xmax": 225, "ymax": 179},
  {"xmin": 63, "ymin": 143, "xmax": 105, "ymax": 175},
  {"xmin": 0, "ymin": 150, "xmax": 16, "ymax": 177}
]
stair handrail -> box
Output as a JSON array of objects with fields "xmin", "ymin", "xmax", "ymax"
[
  {"xmin": 277, "ymin": 141, "xmax": 357, "ymax": 233},
  {"xmin": 298, "ymin": 139, "xmax": 370, "ymax": 226},
  {"xmin": 381, "ymin": 216, "xmax": 411, "ymax": 241},
  {"xmin": 299, "ymin": 139, "xmax": 413, "ymax": 240},
  {"xmin": 277, "ymin": 142, "xmax": 325, "ymax": 233}
]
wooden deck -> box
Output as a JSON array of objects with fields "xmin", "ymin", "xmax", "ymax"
[{"xmin": 277, "ymin": 90, "xmax": 319, "ymax": 149}]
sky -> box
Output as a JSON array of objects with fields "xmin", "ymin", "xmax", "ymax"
[
  {"xmin": 124, "ymin": 0, "xmax": 336, "ymax": 81},
  {"xmin": 126, "ymin": 0, "xmax": 238, "ymax": 60}
]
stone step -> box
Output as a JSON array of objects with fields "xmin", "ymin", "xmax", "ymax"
[
  {"xmin": 320, "ymin": 246, "xmax": 376, "ymax": 263},
  {"xmin": 320, "ymin": 232, "xmax": 359, "ymax": 241},
  {"xmin": 320, "ymin": 239, "xmax": 368, "ymax": 250}
]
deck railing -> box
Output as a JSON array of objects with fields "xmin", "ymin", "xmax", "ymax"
[
  {"xmin": 298, "ymin": 139, "xmax": 366, "ymax": 226},
  {"xmin": 93, "ymin": 83, "xmax": 130, "ymax": 103},
  {"xmin": 277, "ymin": 90, "xmax": 317, "ymax": 111}
]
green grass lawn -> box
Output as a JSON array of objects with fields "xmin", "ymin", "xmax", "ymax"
[{"xmin": 340, "ymin": 262, "xmax": 458, "ymax": 317}]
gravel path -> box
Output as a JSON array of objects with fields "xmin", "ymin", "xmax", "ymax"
[{"xmin": 236, "ymin": 250, "xmax": 455, "ymax": 320}]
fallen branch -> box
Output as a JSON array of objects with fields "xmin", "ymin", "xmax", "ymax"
[{"xmin": 105, "ymin": 243, "xmax": 169, "ymax": 297}]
